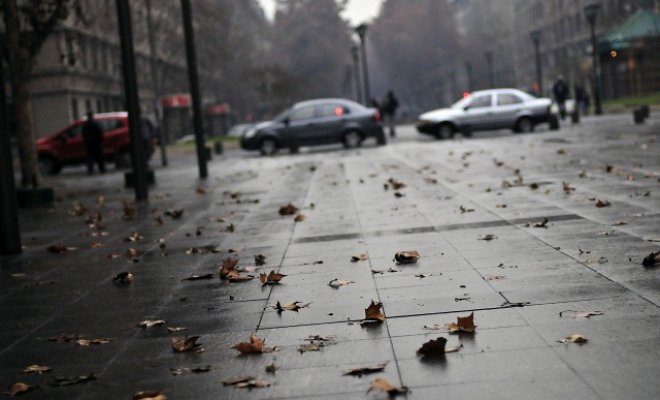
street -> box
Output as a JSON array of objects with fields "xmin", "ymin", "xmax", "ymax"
[{"xmin": 1, "ymin": 113, "xmax": 659, "ymax": 399}]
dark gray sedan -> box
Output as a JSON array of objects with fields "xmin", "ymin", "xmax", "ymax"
[{"xmin": 240, "ymin": 98, "xmax": 386, "ymax": 155}]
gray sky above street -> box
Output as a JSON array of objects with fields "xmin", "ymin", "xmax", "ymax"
[{"xmin": 258, "ymin": 0, "xmax": 384, "ymax": 24}]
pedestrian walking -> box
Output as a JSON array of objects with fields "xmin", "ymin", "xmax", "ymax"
[
  {"xmin": 552, "ymin": 76, "xmax": 569, "ymax": 120},
  {"xmin": 82, "ymin": 112, "xmax": 105, "ymax": 174},
  {"xmin": 382, "ymin": 90, "xmax": 399, "ymax": 137}
]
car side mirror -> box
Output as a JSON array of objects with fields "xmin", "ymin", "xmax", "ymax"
[{"xmin": 463, "ymin": 106, "xmax": 470, "ymax": 111}]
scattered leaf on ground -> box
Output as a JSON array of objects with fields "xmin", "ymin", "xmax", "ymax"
[
  {"xmin": 298, "ymin": 343, "xmax": 322, "ymax": 353},
  {"xmin": 484, "ymin": 275, "xmax": 505, "ymax": 281},
  {"xmin": 171, "ymin": 337, "xmax": 203, "ymax": 353},
  {"xmin": 595, "ymin": 199, "xmax": 611, "ymax": 208},
  {"xmin": 7, "ymin": 382, "xmax": 34, "ymax": 396},
  {"xmin": 274, "ymin": 301, "xmax": 309, "ymax": 312},
  {"xmin": 164, "ymin": 209, "xmax": 184, "ymax": 219},
  {"xmin": 363, "ymin": 301, "xmax": 385, "ymax": 322},
  {"xmin": 343, "ymin": 361, "xmax": 388, "ymax": 377},
  {"xmin": 124, "ymin": 232, "xmax": 144, "ymax": 242},
  {"xmin": 22, "ymin": 365, "xmax": 51, "ymax": 374},
  {"xmin": 75, "ymin": 338, "xmax": 112, "ymax": 346},
  {"xmin": 47, "ymin": 245, "xmax": 75, "ymax": 254},
  {"xmin": 393, "ymin": 250, "xmax": 420, "ymax": 264},
  {"xmin": 562, "ymin": 182, "xmax": 576, "ymax": 194},
  {"xmin": 460, "ymin": 205, "xmax": 475, "ymax": 213},
  {"xmin": 49, "ymin": 373, "xmax": 96, "ymax": 386},
  {"xmin": 478, "ymin": 234, "xmax": 497, "ymax": 241},
  {"xmin": 351, "ymin": 253, "xmax": 368, "ymax": 262},
  {"xmin": 294, "ymin": 214, "xmax": 306, "ymax": 222},
  {"xmin": 279, "ymin": 203, "xmax": 298, "ymax": 216},
  {"xmin": 642, "ymin": 251, "xmax": 660, "ymax": 267},
  {"xmin": 416, "ymin": 337, "xmax": 462, "ymax": 357},
  {"xmin": 139, "ymin": 320, "xmax": 166, "ymax": 328},
  {"xmin": 387, "ymin": 178, "xmax": 406, "ymax": 190},
  {"xmin": 181, "ymin": 273, "xmax": 214, "ymax": 282},
  {"xmin": 265, "ymin": 362, "xmax": 277, "ymax": 373},
  {"xmin": 232, "ymin": 334, "xmax": 275, "ymax": 354},
  {"xmin": 558, "ymin": 334, "xmax": 588, "ymax": 343},
  {"xmin": 304, "ymin": 335, "xmax": 335, "ymax": 342},
  {"xmin": 219, "ymin": 258, "xmax": 239, "ymax": 279},
  {"xmin": 367, "ymin": 378, "xmax": 408, "ymax": 396},
  {"xmin": 527, "ymin": 217, "xmax": 548, "ymax": 228},
  {"xmin": 234, "ymin": 379, "xmax": 271, "ymax": 389},
  {"xmin": 222, "ymin": 375, "xmax": 253, "ymax": 386},
  {"xmin": 559, "ymin": 310, "xmax": 603, "ymax": 318},
  {"xmin": 167, "ymin": 327, "xmax": 186, "ymax": 333},
  {"xmin": 424, "ymin": 313, "xmax": 476, "ymax": 333},
  {"xmin": 328, "ymin": 279, "xmax": 353, "ymax": 288},
  {"xmin": 260, "ymin": 271, "xmax": 286, "ymax": 285},
  {"xmin": 133, "ymin": 391, "xmax": 167, "ymax": 400},
  {"xmin": 255, "ymin": 254, "xmax": 266, "ymax": 266}
]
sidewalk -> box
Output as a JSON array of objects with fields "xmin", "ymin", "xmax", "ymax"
[{"xmin": 1, "ymin": 117, "xmax": 659, "ymax": 399}]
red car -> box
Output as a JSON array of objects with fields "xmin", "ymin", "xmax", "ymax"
[{"xmin": 36, "ymin": 112, "xmax": 155, "ymax": 174}]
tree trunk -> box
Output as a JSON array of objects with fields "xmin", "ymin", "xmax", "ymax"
[{"xmin": 4, "ymin": 0, "xmax": 42, "ymax": 187}]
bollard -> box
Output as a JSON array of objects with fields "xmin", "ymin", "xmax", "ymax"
[
  {"xmin": 549, "ymin": 114, "xmax": 560, "ymax": 130},
  {"xmin": 571, "ymin": 110, "xmax": 580, "ymax": 124},
  {"xmin": 633, "ymin": 108, "xmax": 645, "ymax": 124},
  {"xmin": 640, "ymin": 105, "xmax": 650, "ymax": 119}
]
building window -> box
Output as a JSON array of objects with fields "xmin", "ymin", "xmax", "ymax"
[
  {"xmin": 85, "ymin": 99, "xmax": 92, "ymax": 114},
  {"xmin": 97, "ymin": 99, "xmax": 103, "ymax": 113},
  {"xmin": 71, "ymin": 97, "xmax": 79, "ymax": 120}
]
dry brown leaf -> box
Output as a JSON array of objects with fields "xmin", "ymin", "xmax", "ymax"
[
  {"xmin": 364, "ymin": 301, "xmax": 385, "ymax": 322},
  {"xmin": 294, "ymin": 214, "xmax": 306, "ymax": 222},
  {"xmin": 343, "ymin": 361, "xmax": 388, "ymax": 377},
  {"xmin": 259, "ymin": 270, "xmax": 286, "ymax": 285},
  {"xmin": 274, "ymin": 301, "xmax": 309, "ymax": 312},
  {"xmin": 460, "ymin": 205, "xmax": 475, "ymax": 213},
  {"xmin": 222, "ymin": 375, "xmax": 253, "ymax": 385},
  {"xmin": 279, "ymin": 203, "xmax": 298, "ymax": 216},
  {"xmin": 139, "ymin": 320, "xmax": 166, "ymax": 328},
  {"xmin": 75, "ymin": 338, "xmax": 112, "ymax": 346},
  {"xmin": 232, "ymin": 334, "xmax": 275, "ymax": 354},
  {"xmin": 254, "ymin": 254, "xmax": 266, "ymax": 266},
  {"xmin": 559, "ymin": 310, "xmax": 603, "ymax": 318},
  {"xmin": 484, "ymin": 275, "xmax": 505, "ymax": 281},
  {"xmin": 164, "ymin": 209, "xmax": 184, "ymax": 219},
  {"xmin": 181, "ymin": 273, "xmax": 214, "ymax": 281},
  {"xmin": 171, "ymin": 336, "xmax": 203, "ymax": 352},
  {"xmin": 111, "ymin": 272, "xmax": 133, "ymax": 285},
  {"xmin": 22, "ymin": 364, "xmax": 51, "ymax": 374},
  {"xmin": 7, "ymin": 382, "xmax": 34, "ymax": 396},
  {"xmin": 167, "ymin": 327, "xmax": 186, "ymax": 333},
  {"xmin": 126, "ymin": 248, "xmax": 141, "ymax": 259},
  {"xmin": 393, "ymin": 250, "xmax": 420, "ymax": 264},
  {"xmin": 304, "ymin": 335, "xmax": 335, "ymax": 343},
  {"xmin": 226, "ymin": 271, "xmax": 254, "ymax": 282},
  {"xmin": 558, "ymin": 334, "xmax": 588, "ymax": 344},
  {"xmin": 595, "ymin": 199, "xmax": 610, "ymax": 208},
  {"xmin": 562, "ymin": 181, "xmax": 576, "ymax": 194},
  {"xmin": 123, "ymin": 201, "xmax": 136, "ymax": 220},
  {"xmin": 47, "ymin": 245, "xmax": 75, "ymax": 254},
  {"xmin": 133, "ymin": 391, "xmax": 167, "ymax": 400},
  {"xmin": 367, "ymin": 378, "xmax": 408, "ymax": 396},
  {"xmin": 478, "ymin": 234, "xmax": 497, "ymax": 241},
  {"xmin": 298, "ymin": 343, "xmax": 322, "ymax": 353},
  {"xmin": 642, "ymin": 251, "xmax": 660, "ymax": 267},
  {"xmin": 351, "ymin": 253, "xmax": 368, "ymax": 262},
  {"xmin": 448, "ymin": 312, "xmax": 476, "ymax": 333},
  {"xmin": 328, "ymin": 279, "xmax": 353, "ymax": 288},
  {"xmin": 416, "ymin": 337, "xmax": 462, "ymax": 356},
  {"xmin": 219, "ymin": 258, "xmax": 239, "ymax": 279},
  {"xmin": 124, "ymin": 231, "xmax": 144, "ymax": 242},
  {"xmin": 235, "ymin": 380, "xmax": 271, "ymax": 389},
  {"xmin": 196, "ymin": 187, "xmax": 207, "ymax": 195},
  {"xmin": 387, "ymin": 178, "xmax": 406, "ymax": 190}
]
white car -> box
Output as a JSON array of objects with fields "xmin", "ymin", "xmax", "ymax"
[{"xmin": 417, "ymin": 89, "xmax": 555, "ymax": 138}]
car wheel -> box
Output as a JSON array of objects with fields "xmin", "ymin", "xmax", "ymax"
[
  {"xmin": 516, "ymin": 117, "xmax": 534, "ymax": 133},
  {"xmin": 38, "ymin": 156, "xmax": 60, "ymax": 175},
  {"xmin": 436, "ymin": 123, "xmax": 454, "ymax": 139},
  {"xmin": 259, "ymin": 137, "xmax": 278, "ymax": 156},
  {"xmin": 115, "ymin": 150, "xmax": 131, "ymax": 169},
  {"xmin": 342, "ymin": 130, "xmax": 362, "ymax": 149}
]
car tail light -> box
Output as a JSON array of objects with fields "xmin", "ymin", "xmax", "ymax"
[{"xmin": 373, "ymin": 110, "xmax": 382, "ymax": 122}]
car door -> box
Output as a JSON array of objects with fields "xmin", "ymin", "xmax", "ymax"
[
  {"xmin": 461, "ymin": 94, "xmax": 494, "ymax": 130},
  {"xmin": 284, "ymin": 105, "xmax": 318, "ymax": 145},
  {"xmin": 98, "ymin": 117, "xmax": 126, "ymax": 155},
  {"xmin": 313, "ymin": 103, "xmax": 349, "ymax": 144},
  {"xmin": 58, "ymin": 123, "xmax": 85, "ymax": 162},
  {"xmin": 494, "ymin": 92, "xmax": 525, "ymax": 128}
]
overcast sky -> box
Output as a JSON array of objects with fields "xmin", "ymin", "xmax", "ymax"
[{"xmin": 257, "ymin": 0, "xmax": 384, "ymax": 25}]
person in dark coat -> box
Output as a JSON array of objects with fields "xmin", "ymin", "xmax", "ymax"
[
  {"xmin": 382, "ymin": 90, "xmax": 399, "ymax": 137},
  {"xmin": 552, "ymin": 76, "xmax": 570, "ymax": 120},
  {"xmin": 82, "ymin": 112, "xmax": 105, "ymax": 174}
]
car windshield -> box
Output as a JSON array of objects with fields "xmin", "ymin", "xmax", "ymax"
[{"xmin": 451, "ymin": 96, "xmax": 472, "ymax": 109}]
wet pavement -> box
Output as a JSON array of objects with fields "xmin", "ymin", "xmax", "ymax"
[{"xmin": 1, "ymin": 114, "xmax": 659, "ymax": 399}]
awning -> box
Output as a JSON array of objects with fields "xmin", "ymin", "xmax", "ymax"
[{"xmin": 600, "ymin": 9, "xmax": 660, "ymax": 51}]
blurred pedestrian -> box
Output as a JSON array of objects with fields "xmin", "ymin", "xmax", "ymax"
[
  {"xmin": 141, "ymin": 116, "xmax": 155, "ymax": 164},
  {"xmin": 574, "ymin": 84, "xmax": 588, "ymax": 115},
  {"xmin": 369, "ymin": 97, "xmax": 381, "ymax": 113},
  {"xmin": 552, "ymin": 76, "xmax": 569, "ymax": 120},
  {"xmin": 382, "ymin": 90, "xmax": 399, "ymax": 137},
  {"xmin": 82, "ymin": 112, "xmax": 105, "ymax": 174}
]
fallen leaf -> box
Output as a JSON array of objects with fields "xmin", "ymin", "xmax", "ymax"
[
  {"xmin": 425, "ymin": 313, "xmax": 477, "ymax": 333},
  {"xmin": 279, "ymin": 203, "xmax": 298, "ymax": 216},
  {"xmin": 265, "ymin": 362, "xmax": 278, "ymax": 373},
  {"xmin": 124, "ymin": 231, "xmax": 144, "ymax": 242},
  {"xmin": 484, "ymin": 275, "xmax": 505, "ymax": 281},
  {"xmin": 7, "ymin": 382, "xmax": 34, "ymax": 396},
  {"xmin": 235, "ymin": 380, "xmax": 271, "ymax": 389},
  {"xmin": 123, "ymin": 201, "xmax": 136, "ymax": 220},
  {"xmin": 558, "ymin": 334, "xmax": 588, "ymax": 344},
  {"xmin": 642, "ymin": 251, "xmax": 660, "ymax": 267},
  {"xmin": 393, "ymin": 250, "xmax": 420, "ymax": 264},
  {"xmin": 254, "ymin": 254, "xmax": 266, "ymax": 266},
  {"xmin": 219, "ymin": 258, "xmax": 240, "ymax": 279},
  {"xmin": 363, "ymin": 301, "xmax": 385, "ymax": 322},
  {"xmin": 167, "ymin": 327, "xmax": 186, "ymax": 333},
  {"xmin": 595, "ymin": 199, "xmax": 611, "ymax": 208},
  {"xmin": 328, "ymin": 278, "xmax": 353, "ymax": 288},
  {"xmin": 605, "ymin": 164, "xmax": 615, "ymax": 173},
  {"xmin": 559, "ymin": 310, "xmax": 603, "ymax": 318},
  {"xmin": 274, "ymin": 301, "xmax": 309, "ymax": 312},
  {"xmin": 304, "ymin": 335, "xmax": 335, "ymax": 342},
  {"xmin": 126, "ymin": 248, "xmax": 141, "ymax": 259},
  {"xmin": 164, "ymin": 209, "xmax": 184, "ymax": 219},
  {"xmin": 298, "ymin": 343, "xmax": 322, "ymax": 353},
  {"xmin": 227, "ymin": 272, "xmax": 254, "ymax": 282},
  {"xmin": 259, "ymin": 270, "xmax": 286, "ymax": 285},
  {"xmin": 294, "ymin": 214, "xmax": 306, "ymax": 222},
  {"xmin": 232, "ymin": 334, "xmax": 275, "ymax": 354},
  {"xmin": 139, "ymin": 320, "xmax": 166, "ymax": 328},
  {"xmin": 49, "ymin": 373, "xmax": 96, "ymax": 386},
  {"xmin": 460, "ymin": 205, "xmax": 475, "ymax": 213},
  {"xmin": 171, "ymin": 337, "xmax": 203, "ymax": 353},
  {"xmin": 75, "ymin": 338, "xmax": 112, "ymax": 346},
  {"xmin": 222, "ymin": 375, "xmax": 253, "ymax": 385},
  {"xmin": 387, "ymin": 178, "xmax": 406, "ymax": 190},
  {"xmin": 46, "ymin": 245, "xmax": 75, "ymax": 254},
  {"xmin": 343, "ymin": 361, "xmax": 388, "ymax": 377},
  {"xmin": 478, "ymin": 234, "xmax": 497, "ymax": 241},
  {"xmin": 133, "ymin": 391, "xmax": 167, "ymax": 400},
  {"xmin": 416, "ymin": 337, "xmax": 462, "ymax": 357},
  {"xmin": 196, "ymin": 187, "xmax": 206, "ymax": 195},
  {"xmin": 351, "ymin": 253, "xmax": 368, "ymax": 262},
  {"xmin": 113, "ymin": 272, "xmax": 134, "ymax": 284},
  {"xmin": 21, "ymin": 364, "xmax": 51, "ymax": 374},
  {"xmin": 529, "ymin": 217, "xmax": 548, "ymax": 228},
  {"xmin": 367, "ymin": 378, "xmax": 408, "ymax": 396},
  {"xmin": 181, "ymin": 273, "xmax": 214, "ymax": 281},
  {"xmin": 562, "ymin": 182, "xmax": 576, "ymax": 194}
]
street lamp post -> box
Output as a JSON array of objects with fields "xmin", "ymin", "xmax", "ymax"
[
  {"xmin": 145, "ymin": 0, "xmax": 168, "ymax": 167},
  {"xmin": 485, "ymin": 51, "xmax": 495, "ymax": 88},
  {"xmin": 355, "ymin": 24, "xmax": 371, "ymax": 105},
  {"xmin": 350, "ymin": 45, "xmax": 363, "ymax": 104},
  {"xmin": 585, "ymin": 3, "xmax": 603, "ymax": 115},
  {"xmin": 531, "ymin": 29, "xmax": 543, "ymax": 95}
]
